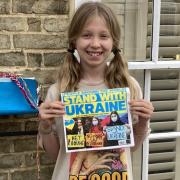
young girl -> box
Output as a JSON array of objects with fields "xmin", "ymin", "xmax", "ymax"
[
  {"xmin": 38, "ymin": 2, "xmax": 154, "ymax": 180},
  {"xmin": 108, "ymin": 111, "xmax": 125, "ymax": 126},
  {"xmin": 89, "ymin": 117, "xmax": 103, "ymax": 134},
  {"xmin": 105, "ymin": 111, "xmax": 130, "ymax": 146}
]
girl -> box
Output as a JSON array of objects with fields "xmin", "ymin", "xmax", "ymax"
[
  {"xmin": 77, "ymin": 118, "xmax": 84, "ymax": 135},
  {"xmin": 105, "ymin": 111, "xmax": 131, "ymax": 146},
  {"xmin": 38, "ymin": 2, "xmax": 154, "ymax": 180},
  {"xmin": 108, "ymin": 111, "xmax": 125, "ymax": 126},
  {"xmin": 89, "ymin": 117, "xmax": 103, "ymax": 134}
]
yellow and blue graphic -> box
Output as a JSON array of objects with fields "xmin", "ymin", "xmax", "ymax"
[{"xmin": 61, "ymin": 88, "xmax": 134, "ymax": 153}]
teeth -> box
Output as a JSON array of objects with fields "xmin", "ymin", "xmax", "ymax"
[{"xmin": 87, "ymin": 51, "xmax": 102, "ymax": 56}]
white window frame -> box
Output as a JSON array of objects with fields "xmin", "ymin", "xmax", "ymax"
[{"xmin": 75, "ymin": 1, "xmax": 180, "ymax": 180}]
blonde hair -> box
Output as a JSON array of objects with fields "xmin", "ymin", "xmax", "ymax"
[{"xmin": 57, "ymin": 2, "xmax": 139, "ymax": 99}]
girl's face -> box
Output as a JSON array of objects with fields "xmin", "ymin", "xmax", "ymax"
[
  {"xmin": 77, "ymin": 119, "xmax": 82, "ymax": 126},
  {"xmin": 75, "ymin": 16, "xmax": 113, "ymax": 69},
  {"xmin": 92, "ymin": 118, "xmax": 98, "ymax": 126},
  {"xmin": 111, "ymin": 113, "xmax": 118, "ymax": 122}
]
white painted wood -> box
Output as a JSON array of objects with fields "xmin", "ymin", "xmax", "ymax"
[
  {"xmin": 151, "ymin": 0, "xmax": 161, "ymax": 62},
  {"xmin": 149, "ymin": 132, "xmax": 180, "ymax": 140},
  {"xmin": 128, "ymin": 61, "xmax": 180, "ymax": 69},
  {"xmin": 142, "ymin": 70, "xmax": 151, "ymax": 180}
]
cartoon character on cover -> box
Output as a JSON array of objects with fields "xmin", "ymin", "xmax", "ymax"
[{"xmin": 70, "ymin": 148, "xmax": 127, "ymax": 178}]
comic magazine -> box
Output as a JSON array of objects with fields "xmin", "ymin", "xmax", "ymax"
[
  {"xmin": 61, "ymin": 88, "xmax": 134, "ymax": 180},
  {"xmin": 61, "ymin": 88, "xmax": 134, "ymax": 153}
]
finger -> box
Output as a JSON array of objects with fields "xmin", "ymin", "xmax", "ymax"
[
  {"xmin": 129, "ymin": 99, "xmax": 152, "ymax": 106},
  {"xmin": 134, "ymin": 99, "xmax": 154, "ymax": 110},
  {"xmin": 130, "ymin": 106, "xmax": 153, "ymax": 115},
  {"xmin": 100, "ymin": 153, "xmax": 117, "ymax": 159},
  {"xmin": 52, "ymin": 101, "xmax": 65, "ymax": 106},
  {"xmin": 99, "ymin": 159, "xmax": 114, "ymax": 164},
  {"xmin": 40, "ymin": 101, "xmax": 64, "ymax": 110},
  {"xmin": 129, "ymin": 100, "xmax": 154, "ymax": 111},
  {"xmin": 39, "ymin": 113, "xmax": 61, "ymax": 120},
  {"xmin": 42, "ymin": 109, "xmax": 66, "ymax": 115},
  {"xmin": 130, "ymin": 105, "xmax": 154, "ymax": 116},
  {"xmin": 39, "ymin": 108, "xmax": 65, "ymax": 119},
  {"xmin": 39, "ymin": 102, "xmax": 50, "ymax": 109},
  {"xmin": 131, "ymin": 110, "xmax": 152, "ymax": 119},
  {"xmin": 90, "ymin": 165, "xmax": 111, "ymax": 172},
  {"xmin": 49, "ymin": 103, "xmax": 65, "ymax": 110}
]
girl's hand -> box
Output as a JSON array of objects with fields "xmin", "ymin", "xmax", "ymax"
[
  {"xmin": 38, "ymin": 101, "xmax": 66, "ymax": 120},
  {"xmin": 129, "ymin": 99, "xmax": 154, "ymax": 151},
  {"xmin": 129, "ymin": 99, "xmax": 154, "ymax": 122}
]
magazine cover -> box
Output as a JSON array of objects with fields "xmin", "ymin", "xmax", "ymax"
[{"xmin": 61, "ymin": 88, "xmax": 134, "ymax": 153}]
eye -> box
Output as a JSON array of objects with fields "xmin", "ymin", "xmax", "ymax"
[
  {"xmin": 100, "ymin": 34, "xmax": 110, "ymax": 39},
  {"xmin": 101, "ymin": 34, "xmax": 107, "ymax": 37},
  {"xmin": 82, "ymin": 33, "xmax": 91, "ymax": 38}
]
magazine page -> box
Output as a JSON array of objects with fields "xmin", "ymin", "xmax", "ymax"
[
  {"xmin": 61, "ymin": 88, "xmax": 134, "ymax": 153},
  {"xmin": 69, "ymin": 147, "xmax": 133, "ymax": 180}
]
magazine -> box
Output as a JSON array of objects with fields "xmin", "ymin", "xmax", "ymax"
[{"xmin": 61, "ymin": 87, "xmax": 134, "ymax": 153}]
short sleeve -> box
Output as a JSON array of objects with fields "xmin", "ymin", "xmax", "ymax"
[
  {"xmin": 45, "ymin": 83, "xmax": 59, "ymax": 102},
  {"xmin": 131, "ymin": 76, "xmax": 143, "ymax": 99},
  {"xmin": 130, "ymin": 77, "xmax": 143, "ymax": 125},
  {"xmin": 38, "ymin": 83, "xmax": 59, "ymax": 149}
]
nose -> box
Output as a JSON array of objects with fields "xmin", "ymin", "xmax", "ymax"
[{"xmin": 90, "ymin": 37, "xmax": 101, "ymax": 48}]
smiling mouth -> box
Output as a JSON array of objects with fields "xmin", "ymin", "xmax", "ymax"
[{"xmin": 87, "ymin": 51, "xmax": 103, "ymax": 57}]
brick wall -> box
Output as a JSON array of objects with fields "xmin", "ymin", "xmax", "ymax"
[{"xmin": 0, "ymin": 0, "xmax": 70, "ymax": 179}]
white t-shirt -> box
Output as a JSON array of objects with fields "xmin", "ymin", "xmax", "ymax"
[{"xmin": 39, "ymin": 79, "xmax": 142, "ymax": 180}]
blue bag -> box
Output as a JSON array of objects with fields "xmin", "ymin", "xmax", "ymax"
[{"xmin": 0, "ymin": 73, "xmax": 39, "ymax": 115}]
